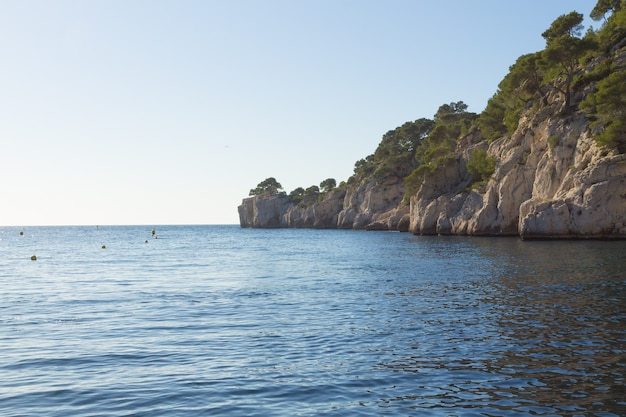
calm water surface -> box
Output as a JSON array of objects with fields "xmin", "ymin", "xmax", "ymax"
[{"xmin": 1, "ymin": 225, "xmax": 625, "ymax": 416}]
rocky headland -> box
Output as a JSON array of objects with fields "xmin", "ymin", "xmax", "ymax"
[
  {"xmin": 239, "ymin": 7, "xmax": 626, "ymax": 239},
  {"xmin": 407, "ymin": 106, "xmax": 626, "ymax": 239},
  {"xmin": 239, "ymin": 105, "xmax": 626, "ymax": 238}
]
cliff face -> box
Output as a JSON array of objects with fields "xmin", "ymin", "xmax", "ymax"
[
  {"xmin": 239, "ymin": 179, "xmax": 408, "ymax": 230},
  {"xmin": 284, "ymin": 189, "xmax": 345, "ymax": 228},
  {"xmin": 239, "ymin": 43, "xmax": 626, "ymax": 238},
  {"xmin": 238, "ymin": 194, "xmax": 292, "ymax": 228},
  {"xmin": 408, "ymin": 109, "xmax": 626, "ymax": 238},
  {"xmin": 404, "ymin": 45, "xmax": 626, "ymax": 239},
  {"xmin": 337, "ymin": 177, "xmax": 409, "ymax": 230},
  {"xmin": 239, "ymin": 104, "xmax": 625, "ymax": 237}
]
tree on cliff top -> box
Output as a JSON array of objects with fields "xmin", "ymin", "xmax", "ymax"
[
  {"xmin": 591, "ymin": 0, "xmax": 626, "ymax": 51},
  {"xmin": 320, "ymin": 178, "xmax": 337, "ymax": 193},
  {"xmin": 403, "ymin": 101, "xmax": 477, "ymax": 201},
  {"xmin": 541, "ymin": 11, "xmax": 595, "ymax": 109},
  {"xmin": 249, "ymin": 177, "xmax": 285, "ymax": 196},
  {"xmin": 371, "ymin": 118, "xmax": 435, "ymax": 180},
  {"xmin": 590, "ymin": 0, "xmax": 623, "ymax": 21},
  {"xmin": 414, "ymin": 101, "xmax": 476, "ymax": 169}
]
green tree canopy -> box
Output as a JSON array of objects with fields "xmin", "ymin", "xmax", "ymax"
[
  {"xmin": 404, "ymin": 101, "xmax": 477, "ymax": 200},
  {"xmin": 466, "ymin": 149, "xmax": 497, "ymax": 185},
  {"xmin": 415, "ymin": 101, "xmax": 477, "ymax": 167},
  {"xmin": 301, "ymin": 185, "xmax": 321, "ymax": 206},
  {"xmin": 352, "ymin": 154, "xmax": 375, "ymax": 179},
  {"xmin": 477, "ymin": 93, "xmax": 507, "ymax": 142},
  {"xmin": 434, "ymin": 101, "xmax": 470, "ymax": 124},
  {"xmin": 590, "ymin": 0, "xmax": 623, "ymax": 21},
  {"xmin": 581, "ymin": 69, "xmax": 626, "ymax": 151},
  {"xmin": 371, "ymin": 118, "xmax": 435, "ymax": 179},
  {"xmin": 540, "ymin": 11, "xmax": 594, "ymax": 109},
  {"xmin": 592, "ymin": 0, "xmax": 626, "ymax": 50},
  {"xmin": 541, "ymin": 11, "xmax": 584, "ymax": 41},
  {"xmin": 289, "ymin": 187, "xmax": 305, "ymax": 204},
  {"xmin": 249, "ymin": 177, "xmax": 285, "ymax": 196},
  {"xmin": 477, "ymin": 53, "xmax": 548, "ymax": 142},
  {"xmin": 510, "ymin": 53, "xmax": 547, "ymax": 105},
  {"xmin": 319, "ymin": 178, "xmax": 337, "ymax": 193}
]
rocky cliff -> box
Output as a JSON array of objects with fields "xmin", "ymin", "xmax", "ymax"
[
  {"xmin": 238, "ymin": 194, "xmax": 292, "ymax": 228},
  {"xmin": 239, "ymin": 104, "xmax": 626, "ymax": 238},
  {"xmin": 239, "ymin": 40, "xmax": 626, "ymax": 238},
  {"xmin": 238, "ymin": 178, "xmax": 409, "ymax": 230},
  {"xmin": 408, "ymin": 108, "xmax": 626, "ymax": 238}
]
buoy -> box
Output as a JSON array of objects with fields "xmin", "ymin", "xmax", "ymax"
[
  {"xmin": 101, "ymin": 245, "xmax": 106, "ymax": 249},
  {"xmin": 151, "ymin": 229, "xmax": 156, "ymax": 236},
  {"xmin": 19, "ymin": 230, "xmax": 24, "ymax": 236},
  {"xmin": 31, "ymin": 255, "xmax": 37, "ymax": 261},
  {"xmin": 145, "ymin": 240, "xmax": 148, "ymax": 243}
]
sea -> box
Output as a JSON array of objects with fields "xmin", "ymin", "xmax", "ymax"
[{"xmin": 1, "ymin": 225, "xmax": 625, "ymax": 416}]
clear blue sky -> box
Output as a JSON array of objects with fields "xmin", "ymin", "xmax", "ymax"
[{"xmin": 0, "ymin": 0, "xmax": 598, "ymax": 225}]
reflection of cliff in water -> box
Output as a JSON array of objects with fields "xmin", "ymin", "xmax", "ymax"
[{"xmin": 375, "ymin": 238, "xmax": 626, "ymax": 414}]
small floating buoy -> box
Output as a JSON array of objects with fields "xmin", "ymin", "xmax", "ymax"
[
  {"xmin": 151, "ymin": 229, "xmax": 156, "ymax": 236},
  {"xmin": 30, "ymin": 255, "xmax": 37, "ymax": 261},
  {"xmin": 101, "ymin": 245, "xmax": 106, "ymax": 249},
  {"xmin": 144, "ymin": 240, "xmax": 148, "ymax": 243},
  {"xmin": 20, "ymin": 230, "xmax": 24, "ymax": 236}
]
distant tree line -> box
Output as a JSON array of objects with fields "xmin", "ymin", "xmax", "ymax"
[{"xmin": 249, "ymin": 177, "xmax": 339, "ymax": 207}]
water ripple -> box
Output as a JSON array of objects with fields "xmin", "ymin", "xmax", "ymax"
[{"xmin": 1, "ymin": 227, "xmax": 625, "ymax": 415}]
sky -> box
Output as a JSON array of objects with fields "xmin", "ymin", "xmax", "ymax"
[{"xmin": 0, "ymin": 0, "xmax": 599, "ymax": 226}]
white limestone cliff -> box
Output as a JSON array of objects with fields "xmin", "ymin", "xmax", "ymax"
[
  {"xmin": 238, "ymin": 179, "xmax": 407, "ymax": 230},
  {"xmin": 336, "ymin": 177, "xmax": 406, "ymax": 230},
  {"xmin": 408, "ymin": 107, "xmax": 626, "ymax": 238},
  {"xmin": 238, "ymin": 195, "xmax": 291, "ymax": 228},
  {"xmin": 239, "ymin": 106, "xmax": 625, "ymax": 237},
  {"xmin": 239, "ymin": 44, "xmax": 626, "ymax": 238},
  {"xmin": 239, "ymin": 112, "xmax": 626, "ymax": 236}
]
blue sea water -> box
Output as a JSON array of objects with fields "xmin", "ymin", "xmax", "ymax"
[{"xmin": 1, "ymin": 225, "xmax": 625, "ymax": 416}]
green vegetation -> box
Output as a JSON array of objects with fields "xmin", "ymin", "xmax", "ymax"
[
  {"xmin": 248, "ymin": 177, "xmax": 339, "ymax": 207},
  {"xmin": 249, "ymin": 177, "xmax": 285, "ymax": 197},
  {"xmin": 415, "ymin": 102, "xmax": 476, "ymax": 170},
  {"xmin": 288, "ymin": 187, "xmax": 305, "ymax": 204},
  {"xmin": 282, "ymin": 179, "xmax": 340, "ymax": 207},
  {"xmin": 371, "ymin": 118, "xmax": 436, "ymax": 180},
  {"xmin": 466, "ymin": 149, "xmax": 497, "ymax": 187},
  {"xmin": 477, "ymin": 52, "xmax": 546, "ymax": 142},
  {"xmin": 549, "ymin": 135, "xmax": 561, "ymax": 148},
  {"xmin": 300, "ymin": 186, "xmax": 321, "ymax": 207},
  {"xmin": 320, "ymin": 178, "xmax": 337, "ymax": 193},
  {"xmin": 477, "ymin": 1, "xmax": 625, "ymax": 149},
  {"xmin": 579, "ymin": 1, "xmax": 626, "ymax": 151},
  {"xmin": 541, "ymin": 12, "xmax": 596, "ymax": 109},
  {"xmin": 591, "ymin": 0, "xmax": 626, "ymax": 51},
  {"xmin": 348, "ymin": 118, "xmax": 436, "ymax": 185},
  {"xmin": 590, "ymin": 0, "xmax": 622, "ymax": 21},
  {"xmin": 249, "ymin": 0, "xmax": 625, "ymax": 206},
  {"xmin": 581, "ymin": 70, "xmax": 626, "ymax": 151},
  {"xmin": 404, "ymin": 102, "xmax": 477, "ymax": 200}
]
